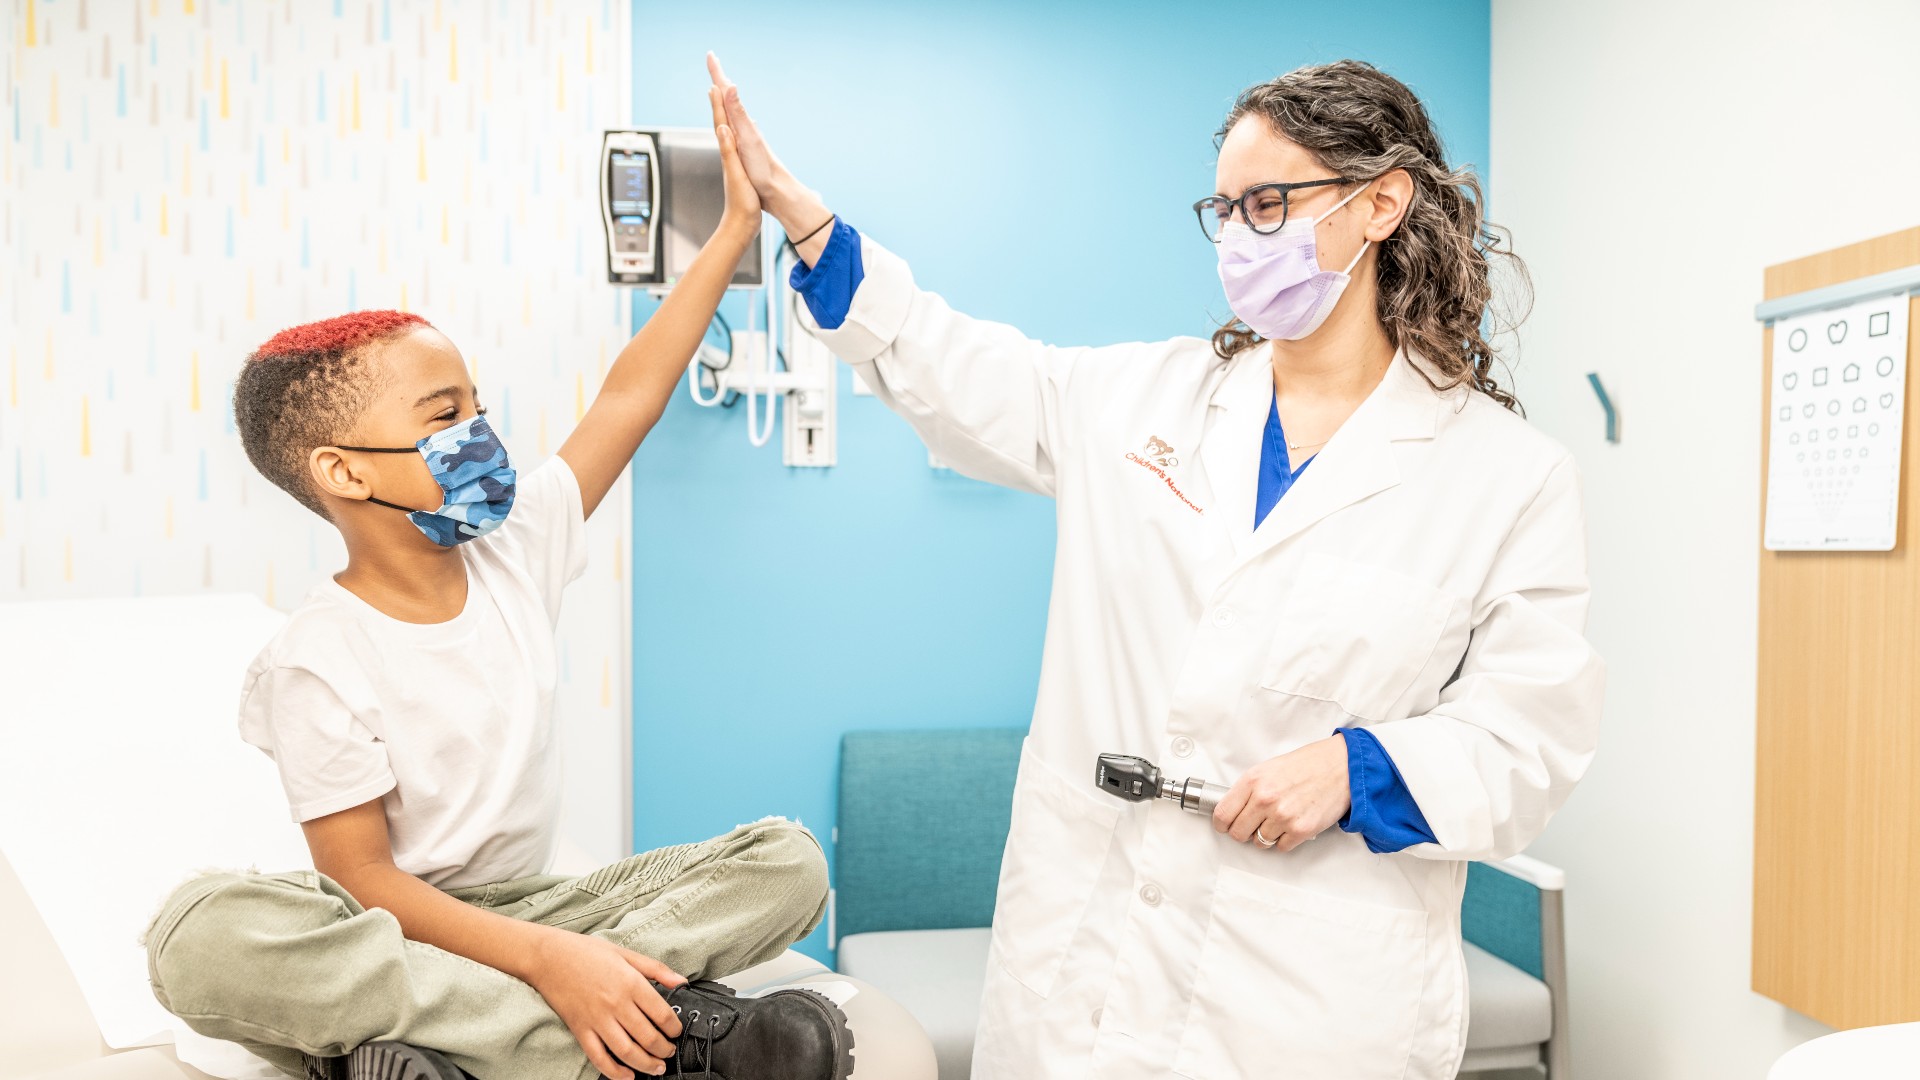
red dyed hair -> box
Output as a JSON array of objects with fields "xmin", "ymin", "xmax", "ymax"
[
  {"xmin": 235, "ymin": 310, "xmax": 436, "ymax": 520},
  {"xmin": 253, "ymin": 309, "xmax": 429, "ymax": 360}
]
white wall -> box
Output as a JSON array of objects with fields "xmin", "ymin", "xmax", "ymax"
[
  {"xmin": 2, "ymin": 1, "xmax": 635, "ymax": 866},
  {"xmin": 1491, "ymin": 0, "xmax": 1920, "ymax": 1074}
]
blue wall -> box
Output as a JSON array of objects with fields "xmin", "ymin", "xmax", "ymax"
[{"xmin": 630, "ymin": 0, "xmax": 1489, "ymax": 962}]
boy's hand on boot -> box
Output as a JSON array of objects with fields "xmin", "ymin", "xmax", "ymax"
[{"xmin": 529, "ymin": 930, "xmax": 686, "ymax": 1079}]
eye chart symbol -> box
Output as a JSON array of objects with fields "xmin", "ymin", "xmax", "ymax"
[
  {"xmin": 1827, "ymin": 320, "xmax": 1848, "ymax": 345},
  {"xmin": 1844, "ymin": 363, "xmax": 1861, "ymax": 382},
  {"xmin": 1783, "ymin": 372, "xmax": 1799, "ymax": 391},
  {"xmin": 1788, "ymin": 328, "xmax": 1809, "ymax": 352},
  {"xmin": 1878, "ymin": 356, "xmax": 1896, "ymax": 377},
  {"xmin": 1869, "ymin": 311, "xmax": 1891, "ymax": 336},
  {"xmin": 1813, "ymin": 367, "xmax": 1829, "ymax": 387},
  {"xmin": 1806, "ymin": 444, "xmax": 1856, "ymax": 522}
]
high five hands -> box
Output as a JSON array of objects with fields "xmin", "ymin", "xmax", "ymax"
[
  {"xmin": 705, "ymin": 52, "xmax": 836, "ymax": 266},
  {"xmin": 706, "ymin": 62, "xmax": 760, "ymax": 235}
]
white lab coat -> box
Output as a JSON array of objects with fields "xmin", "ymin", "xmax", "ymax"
[{"xmin": 806, "ymin": 236, "xmax": 1604, "ymax": 1079}]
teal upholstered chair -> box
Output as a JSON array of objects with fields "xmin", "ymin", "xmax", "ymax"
[
  {"xmin": 831, "ymin": 728, "xmax": 1571, "ymax": 1080},
  {"xmin": 831, "ymin": 728, "xmax": 1021, "ymax": 1080},
  {"xmin": 1459, "ymin": 856, "xmax": 1571, "ymax": 1077}
]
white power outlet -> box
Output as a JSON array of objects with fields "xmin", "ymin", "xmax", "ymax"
[{"xmin": 784, "ymin": 328, "xmax": 836, "ymax": 467}]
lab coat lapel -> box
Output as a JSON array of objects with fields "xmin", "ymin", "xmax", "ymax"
[
  {"xmin": 1236, "ymin": 351, "xmax": 1440, "ymax": 567},
  {"xmin": 1196, "ymin": 346, "xmax": 1277, "ymax": 557}
]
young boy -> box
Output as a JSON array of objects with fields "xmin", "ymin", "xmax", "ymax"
[{"xmin": 143, "ymin": 91, "xmax": 851, "ymax": 1080}]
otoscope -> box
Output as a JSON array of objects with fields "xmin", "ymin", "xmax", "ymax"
[{"xmin": 1093, "ymin": 752, "xmax": 1229, "ymax": 815}]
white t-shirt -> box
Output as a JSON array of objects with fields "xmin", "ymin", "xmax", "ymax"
[{"xmin": 239, "ymin": 457, "xmax": 588, "ymax": 889}]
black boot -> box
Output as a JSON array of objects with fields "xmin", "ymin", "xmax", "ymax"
[
  {"xmin": 655, "ymin": 979, "xmax": 855, "ymax": 1080},
  {"xmin": 304, "ymin": 1042, "xmax": 469, "ymax": 1080}
]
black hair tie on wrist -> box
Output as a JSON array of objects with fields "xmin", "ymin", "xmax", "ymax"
[{"xmin": 785, "ymin": 214, "xmax": 836, "ymax": 254}]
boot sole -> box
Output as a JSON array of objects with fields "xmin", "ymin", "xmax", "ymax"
[
  {"xmin": 782, "ymin": 987, "xmax": 857, "ymax": 1080},
  {"xmin": 303, "ymin": 1042, "xmax": 466, "ymax": 1080}
]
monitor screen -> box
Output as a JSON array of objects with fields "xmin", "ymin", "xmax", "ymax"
[{"xmin": 609, "ymin": 151, "xmax": 652, "ymax": 219}]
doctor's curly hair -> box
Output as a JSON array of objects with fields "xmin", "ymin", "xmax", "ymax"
[{"xmin": 1212, "ymin": 60, "xmax": 1528, "ymax": 412}]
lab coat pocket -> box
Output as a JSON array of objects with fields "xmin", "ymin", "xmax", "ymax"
[
  {"xmin": 1259, "ymin": 553, "xmax": 1455, "ymax": 722},
  {"xmin": 988, "ymin": 744, "xmax": 1123, "ymax": 1000},
  {"xmin": 1174, "ymin": 867, "xmax": 1428, "ymax": 1080}
]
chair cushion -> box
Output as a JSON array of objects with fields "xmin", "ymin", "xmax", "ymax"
[
  {"xmin": 1464, "ymin": 941, "xmax": 1552, "ymax": 1050},
  {"xmin": 837, "ymin": 928, "xmax": 991, "ymax": 1080},
  {"xmin": 836, "ymin": 729, "xmax": 1025, "ymax": 938}
]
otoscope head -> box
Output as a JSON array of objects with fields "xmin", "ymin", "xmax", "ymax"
[{"xmin": 1095, "ymin": 753, "xmax": 1162, "ymax": 803}]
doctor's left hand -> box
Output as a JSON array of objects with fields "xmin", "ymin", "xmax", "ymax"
[{"xmin": 1213, "ymin": 736, "xmax": 1352, "ymax": 852}]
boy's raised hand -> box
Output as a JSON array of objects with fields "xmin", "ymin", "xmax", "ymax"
[
  {"xmin": 530, "ymin": 930, "xmax": 686, "ymax": 1078},
  {"xmin": 710, "ymin": 82, "xmax": 760, "ymax": 233}
]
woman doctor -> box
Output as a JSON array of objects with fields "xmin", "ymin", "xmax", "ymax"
[{"xmin": 711, "ymin": 56, "xmax": 1603, "ymax": 1079}]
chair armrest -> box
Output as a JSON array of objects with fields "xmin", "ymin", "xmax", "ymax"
[{"xmin": 1490, "ymin": 853, "xmax": 1566, "ymax": 892}]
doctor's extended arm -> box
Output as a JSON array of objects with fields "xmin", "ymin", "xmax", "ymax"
[
  {"xmin": 1366, "ymin": 454, "xmax": 1605, "ymax": 861},
  {"xmin": 713, "ymin": 61, "xmax": 1080, "ymax": 497}
]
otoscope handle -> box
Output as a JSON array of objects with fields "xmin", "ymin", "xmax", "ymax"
[{"xmin": 1167, "ymin": 777, "xmax": 1229, "ymax": 814}]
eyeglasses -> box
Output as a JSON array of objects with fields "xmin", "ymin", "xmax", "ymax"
[{"xmin": 1193, "ymin": 177, "xmax": 1359, "ymax": 243}]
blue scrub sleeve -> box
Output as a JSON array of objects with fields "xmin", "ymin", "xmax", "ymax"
[
  {"xmin": 786, "ymin": 218, "xmax": 864, "ymax": 330},
  {"xmin": 1336, "ymin": 726, "xmax": 1439, "ymax": 854}
]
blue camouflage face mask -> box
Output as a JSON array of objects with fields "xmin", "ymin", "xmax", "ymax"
[{"xmin": 339, "ymin": 414, "xmax": 517, "ymax": 546}]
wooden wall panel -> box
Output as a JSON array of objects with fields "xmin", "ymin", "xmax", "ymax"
[{"xmin": 1754, "ymin": 226, "xmax": 1920, "ymax": 1028}]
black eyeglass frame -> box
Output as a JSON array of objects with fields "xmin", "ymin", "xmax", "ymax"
[{"xmin": 1193, "ymin": 177, "xmax": 1360, "ymax": 243}]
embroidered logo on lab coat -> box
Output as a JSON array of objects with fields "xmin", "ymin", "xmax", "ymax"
[
  {"xmin": 1126, "ymin": 436, "xmax": 1204, "ymax": 515},
  {"xmin": 1142, "ymin": 436, "xmax": 1179, "ymax": 467}
]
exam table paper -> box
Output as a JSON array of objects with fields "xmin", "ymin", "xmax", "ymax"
[{"xmin": 0, "ymin": 594, "xmax": 304, "ymax": 1079}]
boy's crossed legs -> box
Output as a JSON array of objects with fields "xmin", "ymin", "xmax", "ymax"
[{"xmin": 145, "ymin": 819, "xmax": 830, "ymax": 1080}]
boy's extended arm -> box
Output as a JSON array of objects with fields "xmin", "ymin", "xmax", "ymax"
[
  {"xmin": 559, "ymin": 88, "xmax": 762, "ymax": 520},
  {"xmin": 303, "ymin": 800, "xmax": 685, "ymax": 1080}
]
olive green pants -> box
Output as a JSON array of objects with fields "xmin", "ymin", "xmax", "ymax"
[{"xmin": 143, "ymin": 819, "xmax": 829, "ymax": 1080}]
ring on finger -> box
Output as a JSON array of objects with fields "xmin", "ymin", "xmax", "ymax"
[{"xmin": 1255, "ymin": 826, "xmax": 1279, "ymax": 848}]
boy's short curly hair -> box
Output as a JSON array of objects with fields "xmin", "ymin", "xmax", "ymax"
[{"xmin": 235, "ymin": 310, "xmax": 430, "ymax": 519}]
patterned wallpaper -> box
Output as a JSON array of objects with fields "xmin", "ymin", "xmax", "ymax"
[{"xmin": 3, "ymin": 0, "xmax": 635, "ymax": 861}]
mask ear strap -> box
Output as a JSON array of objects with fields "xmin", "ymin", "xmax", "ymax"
[
  {"xmin": 365, "ymin": 495, "xmax": 430, "ymax": 513},
  {"xmin": 334, "ymin": 445, "xmax": 419, "ymax": 454},
  {"xmin": 1316, "ymin": 179, "xmax": 1374, "ymax": 223},
  {"xmin": 1341, "ymin": 238, "xmax": 1372, "ymax": 276}
]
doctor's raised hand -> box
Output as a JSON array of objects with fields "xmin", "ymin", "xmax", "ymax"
[{"xmin": 706, "ymin": 53, "xmax": 835, "ymax": 266}]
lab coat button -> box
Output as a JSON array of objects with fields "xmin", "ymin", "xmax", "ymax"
[
  {"xmin": 1171, "ymin": 736, "xmax": 1194, "ymax": 758},
  {"xmin": 1212, "ymin": 606, "xmax": 1235, "ymax": 628},
  {"xmin": 1139, "ymin": 883, "xmax": 1162, "ymax": 907}
]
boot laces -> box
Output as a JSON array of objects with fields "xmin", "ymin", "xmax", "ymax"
[{"xmin": 672, "ymin": 1006, "xmax": 721, "ymax": 1077}]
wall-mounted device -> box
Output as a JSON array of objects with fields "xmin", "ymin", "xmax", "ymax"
[
  {"xmin": 600, "ymin": 128, "xmax": 762, "ymax": 288},
  {"xmin": 602, "ymin": 128, "xmax": 828, "ymax": 466}
]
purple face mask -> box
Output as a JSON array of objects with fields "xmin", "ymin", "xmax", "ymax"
[{"xmin": 1215, "ymin": 182, "xmax": 1371, "ymax": 342}]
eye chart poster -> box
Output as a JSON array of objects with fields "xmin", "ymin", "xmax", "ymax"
[{"xmin": 1765, "ymin": 294, "xmax": 1911, "ymax": 550}]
